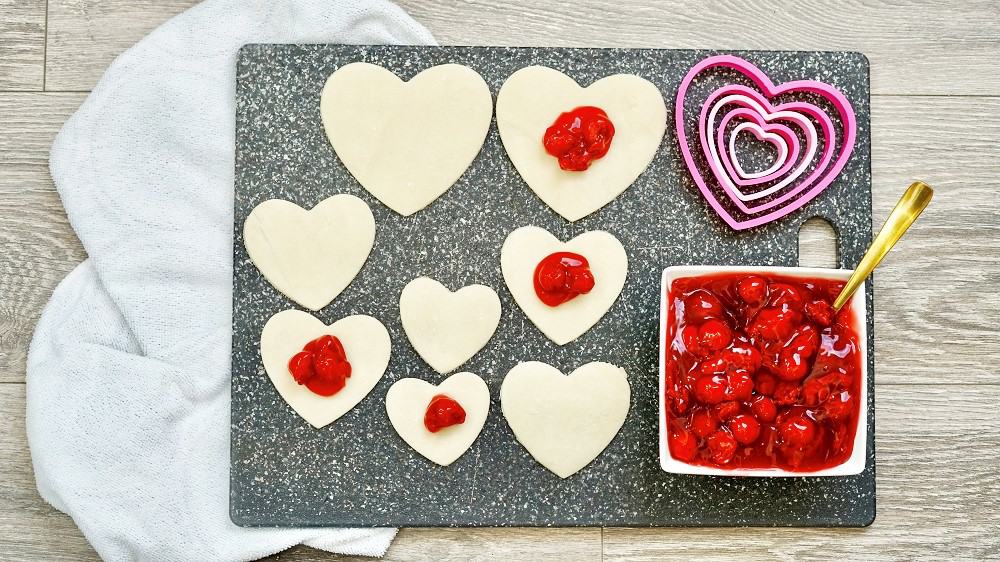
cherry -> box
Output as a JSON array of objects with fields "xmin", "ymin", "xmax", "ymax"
[
  {"xmin": 714, "ymin": 400, "xmax": 740, "ymax": 421},
  {"xmin": 697, "ymin": 319, "xmax": 732, "ymax": 351},
  {"xmin": 728, "ymin": 414, "xmax": 762, "ymax": 445},
  {"xmin": 706, "ymin": 429, "xmax": 738, "ymax": 464},
  {"xmin": 424, "ymin": 394, "xmax": 467, "ymax": 433},
  {"xmin": 779, "ymin": 416, "xmax": 817, "ymax": 447},
  {"xmin": 288, "ymin": 351, "xmax": 315, "ymax": 384},
  {"xmin": 805, "ymin": 299, "xmax": 835, "ymax": 327},
  {"xmin": 749, "ymin": 307, "xmax": 800, "ymax": 342},
  {"xmin": 668, "ymin": 425, "xmax": 698, "ymax": 461},
  {"xmin": 723, "ymin": 339, "xmax": 761, "ymax": 373},
  {"xmin": 754, "ymin": 372, "xmax": 777, "ymax": 396},
  {"xmin": 698, "ymin": 354, "xmax": 728, "ymax": 376},
  {"xmin": 672, "ymin": 386, "xmax": 691, "ymax": 415},
  {"xmin": 751, "ymin": 395, "xmax": 777, "ymax": 422},
  {"xmin": 737, "ymin": 275, "xmax": 768, "ymax": 305},
  {"xmin": 690, "ymin": 410, "xmax": 717, "ymax": 438},
  {"xmin": 682, "ymin": 325, "xmax": 709, "ymax": 357},
  {"xmin": 768, "ymin": 283, "xmax": 806, "ymax": 310},
  {"xmin": 727, "ymin": 371, "xmax": 754, "ymax": 400},
  {"xmin": 684, "ymin": 290, "xmax": 723, "ymax": 323},
  {"xmin": 775, "ymin": 325, "xmax": 820, "ymax": 381},
  {"xmin": 542, "ymin": 106, "xmax": 615, "ymax": 171},
  {"xmin": 694, "ymin": 375, "xmax": 728, "ymax": 404}
]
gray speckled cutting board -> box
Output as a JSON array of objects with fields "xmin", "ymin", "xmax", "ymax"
[{"xmin": 231, "ymin": 45, "xmax": 875, "ymax": 528}]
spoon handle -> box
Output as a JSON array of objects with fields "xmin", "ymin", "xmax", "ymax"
[{"xmin": 833, "ymin": 181, "xmax": 934, "ymax": 311}]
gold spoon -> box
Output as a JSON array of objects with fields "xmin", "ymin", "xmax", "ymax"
[{"xmin": 833, "ymin": 181, "xmax": 934, "ymax": 311}]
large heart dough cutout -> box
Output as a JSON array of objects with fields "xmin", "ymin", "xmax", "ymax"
[
  {"xmin": 501, "ymin": 361, "xmax": 630, "ymax": 478},
  {"xmin": 260, "ymin": 310, "xmax": 390, "ymax": 428},
  {"xmin": 501, "ymin": 226, "xmax": 627, "ymax": 345},
  {"xmin": 244, "ymin": 194, "xmax": 375, "ymax": 311},
  {"xmin": 320, "ymin": 63, "xmax": 493, "ymax": 216},
  {"xmin": 400, "ymin": 277, "xmax": 501, "ymax": 374},
  {"xmin": 496, "ymin": 66, "xmax": 666, "ymax": 221},
  {"xmin": 385, "ymin": 372, "xmax": 490, "ymax": 466}
]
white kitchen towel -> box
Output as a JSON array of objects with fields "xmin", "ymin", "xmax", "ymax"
[{"xmin": 25, "ymin": 1, "xmax": 434, "ymax": 560}]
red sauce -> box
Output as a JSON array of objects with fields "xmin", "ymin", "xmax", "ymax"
[
  {"xmin": 664, "ymin": 272, "xmax": 862, "ymax": 471},
  {"xmin": 542, "ymin": 106, "xmax": 615, "ymax": 171},
  {"xmin": 287, "ymin": 334, "xmax": 352, "ymax": 397},
  {"xmin": 424, "ymin": 394, "xmax": 467, "ymax": 433},
  {"xmin": 534, "ymin": 252, "xmax": 596, "ymax": 306}
]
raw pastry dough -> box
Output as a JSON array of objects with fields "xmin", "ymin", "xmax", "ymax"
[
  {"xmin": 320, "ymin": 63, "xmax": 492, "ymax": 216},
  {"xmin": 399, "ymin": 277, "xmax": 501, "ymax": 374},
  {"xmin": 385, "ymin": 372, "xmax": 490, "ymax": 466},
  {"xmin": 260, "ymin": 309, "xmax": 390, "ymax": 428},
  {"xmin": 501, "ymin": 361, "xmax": 630, "ymax": 478},
  {"xmin": 501, "ymin": 226, "xmax": 627, "ymax": 345},
  {"xmin": 243, "ymin": 194, "xmax": 375, "ymax": 311},
  {"xmin": 496, "ymin": 66, "xmax": 666, "ymax": 221}
]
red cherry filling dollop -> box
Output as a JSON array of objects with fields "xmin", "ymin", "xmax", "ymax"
[
  {"xmin": 533, "ymin": 251, "xmax": 596, "ymax": 307},
  {"xmin": 288, "ymin": 334, "xmax": 352, "ymax": 397},
  {"xmin": 424, "ymin": 394, "xmax": 467, "ymax": 433},
  {"xmin": 665, "ymin": 272, "xmax": 862, "ymax": 471},
  {"xmin": 542, "ymin": 106, "xmax": 615, "ymax": 171}
]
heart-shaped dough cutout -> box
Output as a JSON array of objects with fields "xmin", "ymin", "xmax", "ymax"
[
  {"xmin": 244, "ymin": 194, "xmax": 375, "ymax": 311},
  {"xmin": 496, "ymin": 66, "xmax": 666, "ymax": 221},
  {"xmin": 501, "ymin": 226, "xmax": 627, "ymax": 345},
  {"xmin": 400, "ymin": 277, "xmax": 501, "ymax": 374},
  {"xmin": 501, "ymin": 361, "xmax": 630, "ymax": 478},
  {"xmin": 260, "ymin": 310, "xmax": 390, "ymax": 428},
  {"xmin": 320, "ymin": 63, "xmax": 493, "ymax": 216},
  {"xmin": 385, "ymin": 372, "xmax": 490, "ymax": 466}
]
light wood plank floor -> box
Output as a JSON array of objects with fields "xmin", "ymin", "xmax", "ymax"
[{"xmin": 1, "ymin": 1, "xmax": 997, "ymax": 560}]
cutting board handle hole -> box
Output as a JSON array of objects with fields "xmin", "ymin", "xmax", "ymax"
[{"xmin": 798, "ymin": 217, "xmax": 839, "ymax": 269}]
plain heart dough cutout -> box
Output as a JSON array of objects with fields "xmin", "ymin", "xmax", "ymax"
[
  {"xmin": 496, "ymin": 66, "xmax": 666, "ymax": 221},
  {"xmin": 399, "ymin": 277, "xmax": 501, "ymax": 374},
  {"xmin": 385, "ymin": 372, "xmax": 490, "ymax": 466},
  {"xmin": 320, "ymin": 63, "xmax": 492, "ymax": 216},
  {"xmin": 501, "ymin": 226, "xmax": 627, "ymax": 345},
  {"xmin": 244, "ymin": 194, "xmax": 375, "ymax": 311},
  {"xmin": 501, "ymin": 361, "xmax": 630, "ymax": 478},
  {"xmin": 260, "ymin": 310, "xmax": 390, "ymax": 428}
]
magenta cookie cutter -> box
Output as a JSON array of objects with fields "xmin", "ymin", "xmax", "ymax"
[{"xmin": 676, "ymin": 55, "xmax": 858, "ymax": 230}]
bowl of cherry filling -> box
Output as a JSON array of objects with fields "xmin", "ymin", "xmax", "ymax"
[{"xmin": 659, "ymin": 265, "xmax": 868, "ymax": 477}]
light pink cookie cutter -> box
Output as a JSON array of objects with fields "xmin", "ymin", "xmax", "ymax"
[
  {"xmin": 715, "ymin": 106, "xmax": 801, "ymax": 188},
  {"xmin": 676, "ymin": 55, "xmax": 858, "ymax": 230},
  {"xmin": 701, "ymin": 85, "xmax": 834, "ymax": 210}
]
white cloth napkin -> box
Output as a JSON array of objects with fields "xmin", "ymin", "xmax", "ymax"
[{"xmin": 25, "ymin": 1, "xmax": 434, "ymax": 560}]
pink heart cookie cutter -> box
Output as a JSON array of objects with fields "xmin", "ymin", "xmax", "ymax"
[{"xmin": 676, "ymin": 55, "xmax": 858, "ymax": 230}]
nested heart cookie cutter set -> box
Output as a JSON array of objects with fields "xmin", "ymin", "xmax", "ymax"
[{"xmin": 243, "ymin": 53, "xmax": 858, "ymax": 478}]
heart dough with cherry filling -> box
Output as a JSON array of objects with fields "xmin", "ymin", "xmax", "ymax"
[
  {"xmin": 400, "ymin": 277, "xmax": 501, "ymax": 374},
  {"xmin": 501, "ymin": 226, "xmax": 627, "ymax": 345},
  {"xmin": 320, "ymin": 63, "xmax": 492, "ymax": 216},
  {"xmin": 260, "ymin": 309, "xmax": 390, "ymax": 428},
  {"xmin": 496, "ymin": 66, "xmax": 666, "ymax": 221},
  {"xmin": 244, "ymin": 194, "xmax": 375, "ymax": 311},
  {"xmin": 385, "ymin": 372, "xmax": 490, "ymax": 466},
  {"xmin": 501, "ymin": 361, "xmax": 630, "ymax": 478}
]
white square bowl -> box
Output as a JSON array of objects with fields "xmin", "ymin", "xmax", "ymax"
[{"xmin": 658, "ymin": 265, "xmax": 868, "ymax": 477}]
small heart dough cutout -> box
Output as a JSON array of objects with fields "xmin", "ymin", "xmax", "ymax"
[
  {"xmin": 385, "ymin": 372, "xmax": 490, "ymax": 466},
  {"xmin": 501, "ymin": 226, "xmax": 627, "ymax": 345},
  {"xmin": 260, "ymin": 309, "xmax": 390, "ymax": 428},
  {"xmin": 496, "ymin": 66, "xmax": 666, "ymax": 221},
  {"xmin": 243, "ymin": 194, "xmax": 375, "ymax": 311},
  {"xmin": 400, "ymin": 277, "xmax": 502, "ymax": 374},
  {"xmin": 501, "ymin": 361, "xmax": 630, "ymax": 478},
  {"xmin": 320, "ymin": 63, "xmax": 493, "ymax": 216}
]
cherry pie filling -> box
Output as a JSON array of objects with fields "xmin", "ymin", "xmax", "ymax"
[{"xmin": 665, "ymin": 273, "xmax": 863, "ymax": 471}]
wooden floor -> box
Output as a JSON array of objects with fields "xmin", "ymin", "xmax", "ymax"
[{"xmin": 1, "ymin": 1, "xmax": 998, "ymax": 560}]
